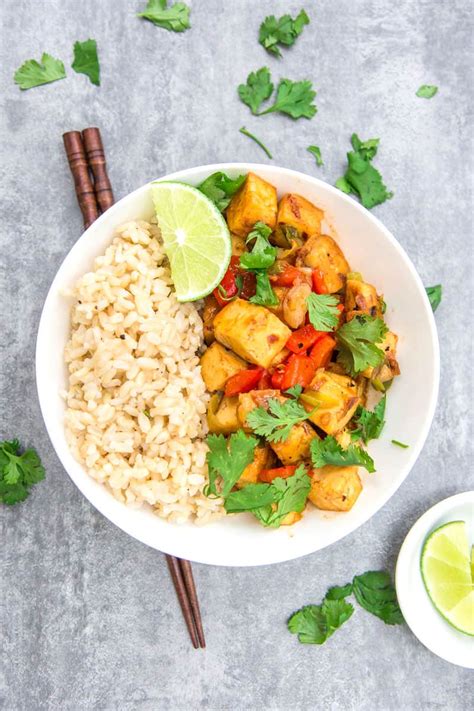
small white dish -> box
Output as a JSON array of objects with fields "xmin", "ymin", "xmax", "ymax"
[{"xmin": 396, "ymin": 491, "xmax": 474, "ymax": 668}]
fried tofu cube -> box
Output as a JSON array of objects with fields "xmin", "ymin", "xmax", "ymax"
[
  {"xmin": 214, "ymin": 298, "xmax": 291, "ymax": 368},
  {"xmin": 207, "ymin": 394, "xmax": 240, "ymax": 434},
  {"xmin": 275, "ymin": 193, "xmax": 323, "ymax": 243},
  {"xmin": 296, "ymin": 235, "xmax": 350, "ymax": 293},
  {"xmin": 308, "ymin": 465, "xmax": 362, "ymax": 511},
  {"xmin": 226, "ymin": 172, "xmax": 277, "ymax": 237},
  {"xmin": 200, "ymin": 342, "xmax": 247, "ymax": 392},
  {"xmin": 362, "ymin": 331, "xmax": 400, "ymax": 382},
  {"xmin": 345, "ymin": 278, "xmax": 382, "ymax": 321},
  {"xmin": 236, "ymin": 444, "xmax": 275, "ymax": 488},
  {"xmin": 300, "ymin": 369, "xmax": 360, "ymax": 435}
]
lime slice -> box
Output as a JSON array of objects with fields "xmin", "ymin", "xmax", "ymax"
[
  {"xmin": 151, "ymin": 181, "xmax": 231, "ymax": 302},
  {"xmin": 421, "ymin": 520, "xmax": 474, "ymax": 636}
]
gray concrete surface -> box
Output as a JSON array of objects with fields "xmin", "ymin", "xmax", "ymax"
[{"xmin": 1, "ymin": 1, "xmax": 473, "ymax": 709}]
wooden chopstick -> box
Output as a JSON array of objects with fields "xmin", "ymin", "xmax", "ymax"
[{"xmin": 62, "ymin": 127, "xmax": 206, "ymax": 649}]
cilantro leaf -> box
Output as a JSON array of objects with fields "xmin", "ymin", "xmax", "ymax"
[
  {"xmin": 306, "ymin": 293, "xmax": 340, "ymax": 331},
  {"xmin": 416, "ymin": 84, "xmax": 438, "ymax": 99},
  {"xmin": 247, "ymin": 398, "xmax": 314, "ymax": 443},
  {"xmin": 259, "ymin": 78, "xmax": 317, "ymax": 119},
  {"xmin": 352, "ymin": 571, "xmax": 404, "ymax": 625},
  {"xmin": 254, "ymin": 465, "xmax": 311, "ymax": 527},
  {"xmin": 197, "ymin": 172, "xmax": 246, "ymax": 212},
  {"xmin": 351, "ymin": 395, "xmax": 386, "ymax": 444},
  {"xmin": 72, "ymin": 39, "xmax": 100, "ymax": 86},
  {"xmin": 425, "ymin": 284, "xmax": 442, "ymax": 312},
  {"xmin": 240, "ymin": 222, "xmax": 276, "ymax": 270},
  {"xmin": 285, "ymin": 384, "xmax": 303, "ymax": 399},
  {"xmin": 307, "ymin": 145, "xmax": 323, "ymax": 167},
  {"xmin": 0, "ymin": 439, "xmax": 45, "ymax": 505},
  {"xmin": 336, "ymin": 315, "xmax": 388, "ymax": 376},
  {"xmin": 392, "ymin": 439, "xmax": 409, "ymax": 449},
  {"xmin": 137, "ymin": 0, "xmax": 191, "ymax": 32},
  {"xmin": 224, "ymin": 482, "xmax": 275, "ymax": 513},
  {"xmin": 337, "ymin": 134, "xmax": 393, "ymax": 209},
  {"xmin": 259, "ymin": 10, "xmax": 310, "ymax": 58},
  {"xmin": 310, "ymin": 436, "xmax": 375, "ymax": 473},
  {"xmin": 238, "ymin": 67, "xmax": 274, "ymax": 115},
  {"xmin": 205, "ymin": 430, "xmax": 257, "ymax": 497},
  {"xmin": 288, "ymin": 597, "xmax": 354, "ymax": 644},
  {"xmin": 326, "ymin": 583, "xmax": 353, "ymax": 600},
  {"xmin": 250, "ymin": 272, "xmax": 279, "ymax": 307},
  {"xmin": 14, "ymin": 53, "xmax": 66, "ymax": 90},
  {"xmin": 239, "ymin": 127, "xmax": 273, "ymax": 159}
]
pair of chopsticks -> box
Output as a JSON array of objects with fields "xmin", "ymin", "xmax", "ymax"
[{"xmin": 62, "ymin": 127, "xmax": 206, "ymax": 648}]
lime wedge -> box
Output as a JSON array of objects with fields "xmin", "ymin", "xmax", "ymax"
[
  {"xmin": 151, "ymin": 181, "xmax": 231, "ymax": 302},
  {"xmin": 421, "ymin": 520, "xmax": 474, "ymax": 636}
]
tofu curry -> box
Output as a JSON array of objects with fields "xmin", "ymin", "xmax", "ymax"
[{"xmin": 199, "ymin": 172, "xmax": 400, "ymax": 527}]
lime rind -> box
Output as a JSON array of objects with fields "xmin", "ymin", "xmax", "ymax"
[
  {"xmin": 421, "ymin": 520, "xmax": 474, "ymax": 636},
  {"xmin": 151, "ymin": 181, "xmax": 231, "ymax": 302}
]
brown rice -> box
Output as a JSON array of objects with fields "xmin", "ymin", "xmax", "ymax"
[{"xmin": 64, "ymin": 220, "xmax": 223, "ymax": 524}]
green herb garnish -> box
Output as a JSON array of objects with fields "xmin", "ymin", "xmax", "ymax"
[
  {"xmin": 310, "ymin": 436, "xmax": 375, "ymax": 473},
  {"xmin": 137, "ymin": 0, "xmax": 190, "ymax": 32},
  {"xmin": 239, "ymin": 127, "xmax": 273, "ymax": 159},
  {"xmin": 238, "ymin": 67, "xmax": 274, "ymax": 115},
  {"xmin": 307, "ymin": 145, "xmax": 323, "ymax": 167},
  {"xmin": 336, "ymin": 315, "xmax": 388, "ymax": 376},
  {"xmin": 425, "ymin": 284, "xmax": 442, "ymax": 312},
  {"xmin": 416, "ymin": 85, "xmax": 438, "ymax": 99},
  {"xmin": 306, "ymin": 293, "xmax": 340, "ymax": 331},
  {"xmin": 259, "ymin": 10, "xmax": 309, "ymax": 58},
  {"xmin": 247, "ymin": 397, "xmax": 314, "ymax": 443},
  {"xmin": 205, "ymin": 430, "xmax": 257, "ymax": 498},
  {"xmin": 72, "ymin": 39, "xmax": 100, "ymax": 86},
  {"xmin": 239, "ymin": 222, "xmax": 278, "ymax": 306},
  {"xmin": 391, "ymin": 440, "xmax": 409, "ymax": 449},
  {"xmin": 0, "ymin": 439, "xmax": 45, "ymax": 505},
  {"xmin": 288, "ymin": 597, "xmax": 354, "ymax": 644},
  {"xmin": 285, "ymin": 385, "xmax": 303, "ymax": 399},
  {"xmin": 352, "ymin": 571, "xmax": 404, "ymax": 624},
  {"xmin": 351, "ymin": 395, "xmax": 386, "ymax": 444},
  {"xmin": 197, "ymin": 172, "xmax": 246, "ymax": 212},
  {"xmin": 14, "ymin": 53, "xmax": 66, "ymax": 90},
  {"xmin": 238, "ymin": 68, "xmax": 317, "ymax": 119},
  {"xmin": 336, "ymin": 133, "xmax": 393, "ymax": 209}
]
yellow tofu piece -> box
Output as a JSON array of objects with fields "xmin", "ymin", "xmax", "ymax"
[
  {"xmin": 236, "ymin": 444, "xmax": 275, "ymax": 488},
  {"xmin": 214, "ymin": 298, "xmax": 291, "ymax": 368},
  {"xmin": 308, "ymin": 465, "xmax": 362, "ymax": 511},
  {"xmin": 226, "ymin": 172, "xmax": 277, "ymax": 237},
  {"xmin": 200, "ymin": 342, "xmax": 247, "ymax": 392},
  {"xmin": 345, "ymin": 279, "xmax": 382, "ymax": 321},
  {"xmin": 207, "ymin": 394, "xmax": 240, "ymax": 434},
  {"xmin": 276, "ymin": 193, "xmax": 323, "ymax": 243},
  {"xmin": 270, "ymin": 420, "xmax": 317, "ymax": 465},
  {"xmin": 296, "ymin": 235, "xmax": 350, "ymax": 293},
  {"xmin": 300, "ymin": 369, "xmax": 360, "ymax": 435},
  {"xmin": 362, "ymin": 331, "xmax": 400, "ymax": 383}
]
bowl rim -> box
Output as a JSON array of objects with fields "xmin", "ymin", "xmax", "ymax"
[{"xmin": 35, "ymin": 162, "xmax": 440, "ymax": 566}]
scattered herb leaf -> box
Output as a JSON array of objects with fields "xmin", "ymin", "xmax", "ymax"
[
  {"xmin": 0, "ymin": 439, "xmax": 45, "ymax": 505},
  {"xmin": 310, "ymin": 436, "xmax": 375, "ymax": 473},
  {"xmin": 306, "ymin": 293, "xmax": 340, "ymax": 331},
  {"xmin": 336, "ymin": 133, "xmax": 393, "ymax": 209},
  {"xmin": 259, "ymin": 10, "xmax": 310, "ymax": 58},
  {"xmin": 238, "ymin": 67, "xmax": 274, "ymax": 115},
  {"xmin": 224, "ymin": 482, "xmax": 275, "ymax": 513},
  {"xmin": 71, "ymin": 39, "xmax": 100, "ymax": 86},
  {"xmin": 285, "ymin": 384, "xmax": 303, "ymax": 399},
  {"xmin": 240, "ymin": 222, "xmax": 276, "ymax": 270},
  {"xmin": 307, "ymin": 145, "xmax": 323, "ymax": 167},
  {"xmin": 288, "ymin": 597, "xmax": 354, "ymax": 644},
  {"xmin": 205, "ymin": 430, "xmax": 257, "ymax": 497},
  {"xmin": 352, "ymin": 571, "xmax": 404, "ymax": 625},
  {"xmin": 416, "ymin": 85, "xmax": 438, "ymax": 99},
  {"xmin": 197, "ymin": 172, "xmax": 246, "ymax": 212},
  {"xmin": 253, "ymin": 465, "xmax": 311, "ymax": 527},
  {"xmin": 425, "ymin": 284, "xmax": 442, "ymax": 312},
  {"xmin": 351, "ymin": 395, "xmax": 386, "ymax": 444},
  {"xmin": 137, "ymin": 0, "xmax": 191, "ymax": 32},
  {"xmin": 335, "ymin": 176, "xmax": 351, "ymax": 194},
  {"xmin": 391, "ymin": 439, "xmax": 409, "ymax": 449},
  {"xmin": 259, "ymin": 78, "xmax": 317, "ymax": 119},
  {"xmin": 14, "ymin": 53, "xmax": 66, "ymax": 90},
  {"xmin": 326, "ymin": 583, "xmax": 353, "ymax": 600},
  {"xmin": 247, "ymin": 397, "xmax": 314, "ymax": 443},
  {"xmin": 336, "ymin": 315, "xmax": 388, "ymax": 376},
  {"xmin": 239, "ymin": 126, "xmax": 273, "ymax": 159}
]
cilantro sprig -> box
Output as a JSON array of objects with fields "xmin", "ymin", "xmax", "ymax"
[
  {"xmin": 350, "ymin": 395, "xmax": 386, "ymax": 444},
  {"xmin": 425, "ymin": 284, "xmax": 442, "ymax": 312},
  {"xmin": 238, "ymin": 67, "xmax": 317, "ymax": 119},
  {"xmin": 336, "ymin": 315, "xmax": 388, "ymax": 376},
  {"xmin": 137, "ymin": 0, "xmax": 191, "ymax": 32},
  {"xmin": 0, "ymin": 439, "xmax": 45, "ymax": 505},
  {"xmin": 239, "ymin": 127, "xmax": 273, "ymax": 159},
  {"xmin": 205, "ymin": 430, "xmax": 257, "ymax": 497},
  {"xmin": 197, "ymin": 172, "xmax": 246, "ymax": 212},
  {"xmin": 288, "ymin": 570, "xmax": 402, "ymax": 645},
  {"xmin": 72, "ymin": 39, "xmax": 100, "ymax": 86},
  {"xmin": 336, "ymin": 133, "xmax": 393, "ymax": 209},
  {"xmin": 307, "ymin": 145, "xmax": 323, "ymax": 167},
  {"xmin": 259, "ymin": 10, "xmax": 310, "ymax": 58},
  {"xmin": 247, "ymin": 397, "xmax": 314, "ymax": 443},
  {"xmin": 310, "ymin": 436, "xmax": 375, "ymax": 473},
  {"xmin": 14, "ymin": 53, "xmax": 66, "ymax": 90},
  {"xmin": 416, "ymin": 84, "xmax": 438, "ymax": 99},
  {"xmin": 306, "ymin": 293, "xmax": 340, "ymax": 331},
  {"xmin": 239, "ymin": 222, "xmax": 278, "ymax": 306}
]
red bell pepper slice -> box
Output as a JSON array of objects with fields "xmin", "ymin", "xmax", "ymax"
[
  {"xmin": 224, "ymin": 367, "xmax": 264, "ymax": 397},
  {"xmin": 312, "ymin": 269, "xmax": 328, "ymax": 294},
  {"xmin": 280, "ymin": 354, "xmax": 316, "ymax": 390},
  {"xmin": 309, "ymin": 335, "xmax": 336, "ymax": 369},
  {"xmin": 213, "ymin": 256, "xmax": 241, "ymax": 307},
  {"xmin": 270, "ymin": 368, "xmax": 285, "ymax": 389},
  {"xmin": 286, "ymin": 324, "xmax": 325, "ymax": 355},
  {"xmin": 270, "ymin": 264, "xmax": 301, "ymax": 287},
  {"xmin": 259, "ymin": 465, "xmax": 298, "ymax": 483},
  {"xmin": 257, "ymin": 369, "xmax": 272, "ymax": 389}
]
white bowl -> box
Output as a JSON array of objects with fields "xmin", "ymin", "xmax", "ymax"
[{"xmin": 36, "ymin": 163, "xmax": 439, "ymax": 567}]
